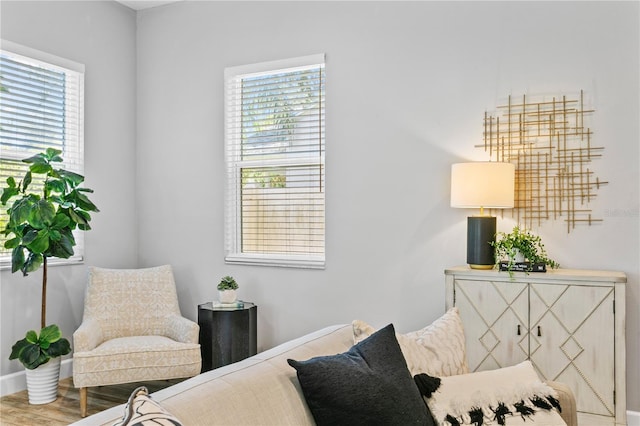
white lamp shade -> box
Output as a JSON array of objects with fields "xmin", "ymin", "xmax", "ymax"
[{"xmin": 450, "ymin": 162, "xmax": 515, "ymax": 209}]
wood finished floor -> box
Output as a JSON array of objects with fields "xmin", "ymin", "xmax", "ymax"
[{"xmin": 0, "ymin": 377, "xmax": 184, "ymax": 425}]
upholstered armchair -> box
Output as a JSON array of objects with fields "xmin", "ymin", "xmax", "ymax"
[{"xmin": 73, "ymin": 265, "xmax": 201, "ymax": 417}]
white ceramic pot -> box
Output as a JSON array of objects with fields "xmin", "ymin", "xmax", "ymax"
[
  {"xmin": 218, "ymin": 289, "xmax": 237, "ymax": 303},
  {"xmin": 513, "ymin": 249, "xmax": 526, "ymax": 263},
  {"xmin": 25, "ymin": 357, "xmax": 61, "ymax": 405}
]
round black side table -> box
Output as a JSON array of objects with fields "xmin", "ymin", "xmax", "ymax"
[{"xmin": 197, "ymin": 302, "xmax": 257, "ymax": 373}]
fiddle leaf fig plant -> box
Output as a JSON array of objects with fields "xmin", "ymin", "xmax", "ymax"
[
  {"xmin": 492, "ymin": 226, "xmax": 559, "ymax": 276},
  {"xmin": 2, "ymin": 147, "xmax": 99, "ymax": 369}
]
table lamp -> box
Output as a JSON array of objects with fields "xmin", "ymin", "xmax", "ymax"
[{"xmin": 451, "ymin": 162, "xmax": 515, "ymax": 269}]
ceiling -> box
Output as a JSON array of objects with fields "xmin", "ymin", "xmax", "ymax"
[{"xmin": 115, "ymin": 1, "xmax": 182, "ymax": 11}]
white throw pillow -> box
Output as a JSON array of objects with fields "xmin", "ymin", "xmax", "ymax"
[
  {"xmin": 419, "ymin": 361, "xmax": 565, "ymax": 426},
  {"xmin": 352, "ymin": 307, "xmax": 469, "ymax": 377}
]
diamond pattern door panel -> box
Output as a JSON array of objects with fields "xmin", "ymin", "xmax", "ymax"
[
  {"xmin": 454, "ymin": 279, "xmax": 528, "ymax": 372},
  {"xmin": 530, "ymin": 284, "xmax": 615, "ymax": 418},
  {"xmin": 445, "ymin": 267, "xmax": 626, "ymax": 426}
]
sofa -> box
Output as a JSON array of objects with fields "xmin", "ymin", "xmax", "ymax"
[{"xmin": 71, "ymin": 320, "xmax": 577, "ymax": 426}]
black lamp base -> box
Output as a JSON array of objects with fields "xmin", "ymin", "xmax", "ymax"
[{"xmin": 467, "ymin": 216, "xmax": 496, "ymax": 269}]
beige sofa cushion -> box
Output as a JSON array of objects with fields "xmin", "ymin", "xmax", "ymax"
[{"xmin": 353, "ymin": 307, "xmax": 469, "ymax": 377}]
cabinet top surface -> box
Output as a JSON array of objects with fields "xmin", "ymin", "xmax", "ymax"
[
  {"xmin": 445, "ymin": 266, "xmax": 627, "ymax": 283},
  {"xmin": 199, "ymin": 301, "xmax": 256, "ymax": 311}
]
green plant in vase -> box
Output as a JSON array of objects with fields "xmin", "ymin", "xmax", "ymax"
[
  {"xmin": 492, "ymin": 226, "xmax": 559, "ymax": 277},
  {"xmin": 2, "ymin": 148, "xmax": 99, "ymax": 371},
  {"xmin": 217, "ymin": 275, "xmax": 239, "ymax": 303},
  {"xmin": 217, "ymin": 275, "xmax": 239, "ymax": 291}
]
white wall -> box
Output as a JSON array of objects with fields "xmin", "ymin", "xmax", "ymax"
[
  {"xmin": 0, "ymin": 0, "xmax": 138, "ymax": 380},
  {"xmin": 135, "ymin": 1, "xmax": 638, "ymax": 411},
  {"xmin": 0, "ymin": 0, "xmax": 637, "ymax": 413}
]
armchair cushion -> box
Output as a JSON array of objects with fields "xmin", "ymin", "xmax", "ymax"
[{"xmin": 74, "ymin": 336, "xmax": 200, "ymax": 388}]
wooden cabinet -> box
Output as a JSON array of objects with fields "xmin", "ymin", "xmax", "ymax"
[{"xmin": 445, "ymin": 266, "xmax": 627, "ymax": 426}]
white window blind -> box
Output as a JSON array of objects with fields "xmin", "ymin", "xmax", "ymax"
[
  {"xmin": 225, "ymin": 54, "xmax": 325, "ymax": 268},
  {"xmin": 0, "ymin": 40, "xmax": 85, "ymax": 268}
]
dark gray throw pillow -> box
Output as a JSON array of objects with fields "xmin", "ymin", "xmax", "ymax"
[{"xmin": 287, "ymin": 324, "xmax": 435, "ymax": 426}]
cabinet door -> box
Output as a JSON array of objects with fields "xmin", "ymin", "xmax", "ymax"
[
  {"xmin": 454, "ymin": 279, "xmax": 529, "ymax": 372},
  {"xmin": 529, "ymin": 283, "xmax": 615, "ymax": 420}
]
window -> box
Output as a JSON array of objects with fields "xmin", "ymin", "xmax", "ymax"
[
  {"xmin": 224, "ymin": 54, "xmax": 325, "ymax": 268},
  {"xmin": 0, "ymin": 41, "xmax": 85, "ymax": 268}
]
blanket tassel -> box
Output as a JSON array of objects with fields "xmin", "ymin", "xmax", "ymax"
[
  {"xmin": 445, "ymin": 414, "xmax": 461, "ymax": 426},
  {"xmin": 515, "ymin": 400, "xmax": 535, "ymax": 420},
  {"xmin": 493, "ymin": 402, "xmax": 512, "ymax": 426},
  {"xmin": 547, "ymin": 395, "xmax": 562, "ymax": 412},
  {"xmin": 469, "ymin": 407, "xmax": 484, "ymax": 426}
]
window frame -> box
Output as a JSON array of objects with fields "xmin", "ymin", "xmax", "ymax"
[
  {"xmin": 224, "ymin": 54, "xmax": 325, "ymax": 269},
  {"xmin": 0, "ymin": 40, "xmax": 86, "ymax": 270}
]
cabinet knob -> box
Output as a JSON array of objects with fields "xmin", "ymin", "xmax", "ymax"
[
  {"xmin": 537, "ymin": 326, "xmax": 542, "ymax": 337},
  {"xmin": 517, "ymin": 325, "xmax": 521, "ymax": 336}
]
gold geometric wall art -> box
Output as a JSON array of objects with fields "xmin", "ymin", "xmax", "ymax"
[{"xmin": 478, "ymin": 90, "xmax": 606, "ymax": 233}]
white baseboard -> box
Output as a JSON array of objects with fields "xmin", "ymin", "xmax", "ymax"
[
  {"xmin": 628, "ymin": 410, "xmax": 640, "ymax": 426},
  {"xmin": 0, "ymin": 358, "xmax": 73, "ymax": 397}
]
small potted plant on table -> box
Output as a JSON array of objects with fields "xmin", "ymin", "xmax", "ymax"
[
  {"xmin": 217, "ymin": 275, "xmax": 239, "ymax": 303},
  {"xmin": 492, "ymin": 226, "xmax": 559, "ymax": 277}
]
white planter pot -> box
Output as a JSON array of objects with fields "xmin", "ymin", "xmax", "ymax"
[
  {"xmin": 218, "ymin": 289, "xmax": 237, "ymax": 303},
  {"xmin": 513, "ymin": 249, "xmax": 526, "ymax": 263},
  {"xmin": 25, "ymin": 357, "xmax": 61, "ymax": 404}
]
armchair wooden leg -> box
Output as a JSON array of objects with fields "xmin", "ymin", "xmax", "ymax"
[{"xmin": 80, "ymin": 387, "xmax": 88, "ymax": 417}]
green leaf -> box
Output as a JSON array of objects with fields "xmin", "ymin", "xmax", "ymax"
[
  {"xmin": 8, "ymin": 197, "xmax": 34, "ymax": 224},
  {"xmin": 22, "ymin": 153, "xmax": 48, "ymax": 165},
  {"xmin": 67, "ymin": 208, "xmax": 86, "ymax": 226},
  {"xmin": 8, "ymin": 338, "xmax": 29, "ymax": 360},
  {"xmin": 22, "ymin": 171, "xmax": 32, "ymax": 192},
  {"xmin": 11, "ymin": 246, "xmax": 25, "ymax": 274},
  {"xmin": 23, "ymin": 252, "xmax": 43, "ymax": 274},
  {"xmin": 4, "ymin": 237, "xmax": 20, "ymax": 249},
  {"xmin": 47, "ymin": 234, "xmax": 74, "ymax": 258},
  {"xmin": 39, "ymin": 339, "xmax": 51, "ymax": 350},
  {"xmin": 26, "ymin": 230, "xmax": 50, "ymax": 253},
  {"xmin": 44, "ymin": 147, "xmax": 62, "ymax": 160},
  {"xmin": 75, "ymin": 191, "xmax": 99, "ymax": 212},
  {"xmin": 45, "ymin": 179, "xmax": 65, "ymax": 194},
  {"xmin": 55, "ymin": 169, "xmax": 84, "ymax": 187},
  {"xmin": 22, "ymin": 227, "xmax": 38, "ymax": 243},
  {"xmin": 78, "ymin": 222, "xmax": 92, "ymax": 231},
  {"xmin": 20, "ymin": 345, "xmax": 44, "ymax": 370},
  {"xmin": 1, "ymin": 186, "xmax": 19, "ymax": 205},
  {"xmin": 51, "ymin": 213, "xmax": 71, "ymax": 229},
  {"xmin": 25, "ymin": 330, "xmax": 38, "ymax": 344},
  {"xmin": 6, "ymin": 176, "xmax": 17, "ymax": 189},
  {"xmin": 28, "ymin": 199, "xmax": 56, "ymax": 228},
  {"xmin": 46, "ymin": 338, "xmax": 71, "ymax": 358},
  {"xmin": 29, "ymin": 163, "xmax": 53, "ymax": 175},
  {"xmin": 39, "ymin": 324, "xmax": 62, "ymax": 344}
]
